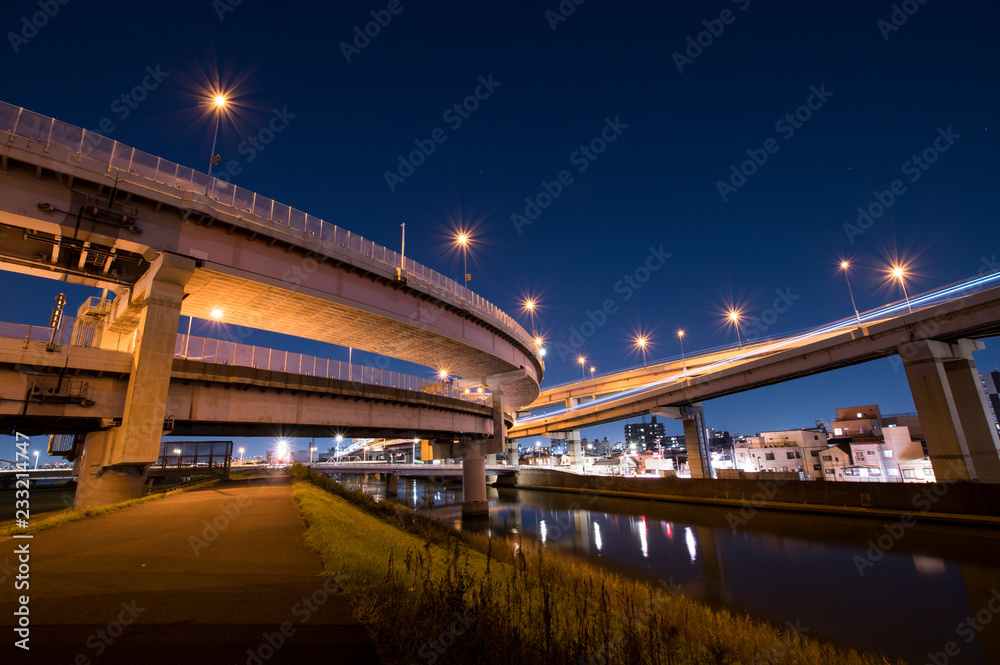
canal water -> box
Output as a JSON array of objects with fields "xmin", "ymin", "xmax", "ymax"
[{"xmin": 329, "ymin": 473, "xmax": 1000, "ymax": 665}]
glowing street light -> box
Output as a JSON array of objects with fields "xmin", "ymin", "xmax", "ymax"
[
  {"xmin": 523, "ymin": 298, "xmax": 538, "ymax": 335},
  {"xmin": 438, "ymin": 369, "xmax": 449, "ymax": 381},
  {"xmin": 238, "ymin": 446, "xmax": 245, "ymax": 462},
  {"xmin": 590, "ymin": 366, "xmax": 596, "ymax": 381},
  {"xmin": 456, "ymin": 232, "xmax": 471, "ymax": 290},
  {"xmin": 677, "ymin": 329, "xmax": 687, "ymax": 378},
  {"xmin": 577, "ymin": 355, "xmax": 587, "ymax": 379},
  {"xmin": 839, "ymin": 260, "xmax": 862, "ymax": 328},
  {"xmin": 33, "ymin": 450, "xmax": 39, "ymax": 469},
  {"xmin": 728, "ymin": 309, "xmax": 744, "ymax": 350},
  {"xmin": 205, "ymin": 92, "xmax": 228, "ymax": 197},
  {"xmin": 210, "ymin": 308, "xmax": 224, "ymax": 320},
  {"xmin": 888, "ymin": 263, "xmax": 913, "ymax": 313},
  {"xmin": 635, "ymin": 335, "xmax": 649, "ymax": 368}
]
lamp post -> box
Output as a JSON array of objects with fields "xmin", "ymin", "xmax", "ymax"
[
  {"xmin": 33, "ymin": 450, "xmax": 39, "ymax": 469},
  {"xmin": 524, "ymin": 299, "xmax": 537, "ymax": 335},
  {"xmin": 890, "ymin": 264, "xmax": 912, "ymax": 313},
  {"xmin": 205, "ymin": 94, "xmax": 228, "ymax": 198},
  {"xmin": 728, "ymin": 310, "xmax": 743, "ymax": 350},
  {"xmin": 456, "ymin": 233, "xmax": 470, "ymax": 290},
  {"xmin": 578, "ymin": 355, "xmax": 586, "ymax": 380},
  {"xmin": 184, "ymin": 315, "xmax": 194, "ymax": 358},
  {"xmin": 635, "ymin": 336, "xmax": 648, "ymax": 369},
  {"xmin": 238, "ymin": 446, "xmax": 245, "ymax": 463},
  {"xmin": 677, "ymin": 329, "xmax": 687, "ymax": 378},
  {"xmin": 839, "ymin": 261, "xmax": 863, "ymax": 328}
]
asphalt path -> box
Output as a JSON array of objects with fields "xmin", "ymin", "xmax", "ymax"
[{"xmin": 1, "ymin": 476, "xmax": 382, "ymax": 664}]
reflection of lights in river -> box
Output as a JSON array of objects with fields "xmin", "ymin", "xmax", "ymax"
[
  {"xmin": 594, "ymin": 522, "xmax": 603, "ymax": 552},
  {"xmin": 665, "ymin": 522, "xmax": 673, "ymax": 539},
  {"xmin": 540, "ymin": 519, "xmax": 548, "ymax": 544},
  {"xmin": 685, "ymin": 527, "xmax": 697, "ymax": 563},
  {"xmin": 638, "ymin": 516, "xmax": 649, "ymax": 559}
]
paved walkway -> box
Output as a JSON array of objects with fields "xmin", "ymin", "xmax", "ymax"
[{"xmin": 2, "ymin": 476, "xmax": 382, "ymax": 664}]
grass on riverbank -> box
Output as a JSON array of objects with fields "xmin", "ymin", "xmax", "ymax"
[{"xmin": 290, "ymin": 464, "xmax": 904, "ymax": 665}]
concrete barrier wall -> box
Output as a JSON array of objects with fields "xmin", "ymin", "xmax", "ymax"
[{"xmin": 505, "ymin": 468, "xmax": 1000, "ymax": 520}]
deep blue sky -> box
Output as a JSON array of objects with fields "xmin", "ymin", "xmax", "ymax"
[{"xmin": 3, "ymin": 0, "xmax": 999, "ymax": 457}]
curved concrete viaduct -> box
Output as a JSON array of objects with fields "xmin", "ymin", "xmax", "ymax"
[{"xmin": 0, "ymin": 101, "xmax": 539, "ymax": 513}]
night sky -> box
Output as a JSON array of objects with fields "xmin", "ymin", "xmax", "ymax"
[{"xmin": 3, "ymin": 0, "xmax": 999, "ymax": 457}]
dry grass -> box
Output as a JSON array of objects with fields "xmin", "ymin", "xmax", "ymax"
[{"xmin": 290, "ymin": 464, "xmax": 905, "ymax": 665}]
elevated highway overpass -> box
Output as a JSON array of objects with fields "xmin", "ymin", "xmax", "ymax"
[
  {"xmin": 0, "ymin": 101, "xmax": 540, "ymax": 514},
  {"xmin": 512, "ymin": 273, "xmax": 1000, "ymax": 484}
]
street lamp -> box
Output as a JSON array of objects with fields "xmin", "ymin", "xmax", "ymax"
[
  {"xmin": 173, "ymin": 448, "xmax": 182, "ymax": 467},
  {"xmin": 523, "ymin": 299, "xmax": 537, "ymax": 335},
  {"xmin": 210, "ymin": 308, "xmax": 224, "ymax": 320},
  {"xmin": 33, "ymin": 450, "xmax": 39, "ymax": 469},
  {"xmin": 205, "ymin": 93, "xmax": 228, "ymax": 198},
  {"xmin": 309, "ymin": 446, "xmax": 316, "ymax": 464},
  {"xmin": 677, "ymin": 329, "xmax": 687, "ymax": 378},
  {"xmin": 456, "ymin": 232, "xmax": 471, "ymax": 290},
  {"xmin": 238, "ymin": 446, "xmax": 245, "ymax": 462},
  {"xmin": 635, "ymin": 335, "xmax": 649, "ymax": 368},
  {"xmin": 578, "ymin": 355, "xmax": 587, "ymax": 380},
  {"xmin": 888, "ymin": 263, "xmax": 913, "ymax": 313},
  {"xmin": 590, "ymin": 366, "xmax": 595, "ymax": 379},
  {"xmin": 839, "ymin": 260, "xmax": 863, "ymax": 328},
  {"xmin": 728, "ymin": 310, "xmax": 743, "ymax": 350}
]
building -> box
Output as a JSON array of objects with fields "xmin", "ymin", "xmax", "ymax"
[
  {"xmin": 735, "ymin": 429, "xmax": 829, "ymax": 479},
  {"xmin": 624, "ymin": 416, "xmax": 665, "ymax": 451},
  {"xmin": 826, "ymin": 406, "xmax": 932, "ymax": 482}
]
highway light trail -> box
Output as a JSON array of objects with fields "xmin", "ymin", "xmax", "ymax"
[{"xmin": 517, "ymin": 271, "xmax": 1000, "ymax": 425}]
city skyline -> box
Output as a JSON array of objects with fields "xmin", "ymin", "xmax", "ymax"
[{"xmin": 3, "ymin": 1, "xmax": 1000, "ymax": 458}]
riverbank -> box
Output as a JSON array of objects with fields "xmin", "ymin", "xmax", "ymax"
[
  {"xmin": 501, "ymin": 468, "xmax": 1000, "ymax": 526},
  {"xmin": 290, "ymin": 464, "xmax": 904, "ymax": 665}
]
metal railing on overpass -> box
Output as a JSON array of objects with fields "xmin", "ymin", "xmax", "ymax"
[
  {"xmin": 0, "ymin": 101, "xmax": 535, "ymax": 353},
  {"xmin": 0, "ymin": 317, "xmax": 489, "ymax": 405}
]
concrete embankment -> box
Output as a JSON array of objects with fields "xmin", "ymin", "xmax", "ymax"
[{"xmin": 499, "ymin": 468, "xmax": 1000, "ymax": 526}]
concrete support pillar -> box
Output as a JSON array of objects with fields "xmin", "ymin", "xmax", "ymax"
[
  {"xmin": 507, "ymin": 438, "xmax": 519, "ymax": 466},
  {"xmin": 461, "ymin": 441, "xmax": 488, "ymax": 517},
  {"xmin": 384, "ymin": 473, "xmax": 398, "ymax": 498},
  {"xmin": 76, "ymin": 253, "xmax": 195, "ymax": 509},
  {"xmin": 681, "ymin": 404, "xmax": 711, "ymax": 479},
  {"xmin": 567, "ymin": 429, "xmax": 584, "ymax": 470},
  {"xmin": 73, "ymin": 430, "xmax": 148, "ymax": 510},
  {"xmin": 900, "ymin": 339, "xmax": 1000, "ymax": 482},
  {"xmin": 486, "ymin": 453, "xmax": 496, "ymax": 465}
]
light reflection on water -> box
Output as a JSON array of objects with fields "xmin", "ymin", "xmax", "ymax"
[{"xmin": 328, "ymin": 472, "xmax": 1000, "ymax": 665}]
